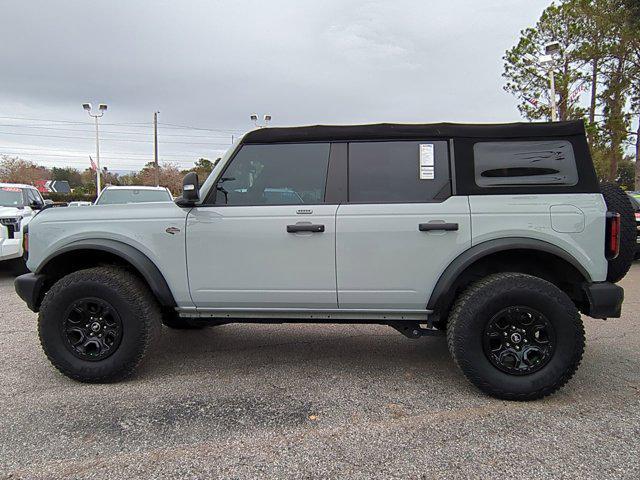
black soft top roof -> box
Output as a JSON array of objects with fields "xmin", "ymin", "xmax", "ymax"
[{"xmin": 243, "ymin": 120, "xmax": 585, "ymax": 144}]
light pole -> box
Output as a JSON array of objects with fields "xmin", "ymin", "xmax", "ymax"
[
  {"xmin": 153, "ymin": 111, "xmax": 160, "ymax": 186},
  {"xmin": 539, "ymin": 42, "xmax": 562, "ymax": 122},
  {"xmin": 83, "ymin": 103, "xmax": 108, "ymax": 194}
]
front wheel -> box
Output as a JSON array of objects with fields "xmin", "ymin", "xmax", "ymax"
[
  {"xmin": 447, "ymin": 273, "xmax": 585, "ymax": 401},
  {"xmin": 38, "ymin": 267, "xmax": 161, "ymax": 382}
]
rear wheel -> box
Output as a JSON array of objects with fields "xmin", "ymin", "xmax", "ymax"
[
  {"xmin": 447, "ymin": 273, "xmax": 584, "ymax": 401},
  {"xmin": 38, "ymin": 267, "xmax": 161, "ymax": 382}
]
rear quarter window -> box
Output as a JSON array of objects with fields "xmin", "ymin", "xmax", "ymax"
[{"xmin": 473, "ymin": 140, "xmax": 578, "ymax": 187}]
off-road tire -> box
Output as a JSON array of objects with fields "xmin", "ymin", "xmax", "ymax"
[
  {"xmin": 447, "ymin": 273, "xmax": 585, "ymax": 401},
  {"xmin": 38, "ymin": 266, "xmax": 161, "ymax": 382},
  {"xmin": 600, "ymin": 182, "xmax": 635, "ymax": 283}
]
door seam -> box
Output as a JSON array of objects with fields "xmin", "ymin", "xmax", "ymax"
[{"xmin": 335, "ymin": 203, "xmax": 340, "ymax": 308}]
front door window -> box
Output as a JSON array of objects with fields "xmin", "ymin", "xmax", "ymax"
[{"xmin": 214, "ymin": 143, "xmax": 330, "ymax": 205}]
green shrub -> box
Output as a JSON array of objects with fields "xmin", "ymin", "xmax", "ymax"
[{"xmin": 43, "ymin": 192, "xmax": 96, "ymax": 203}]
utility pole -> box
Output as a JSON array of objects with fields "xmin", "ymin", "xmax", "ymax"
[
  {"xmin": 83, "ymin": 103, "xmax": 107, "ymax": 196},
  {"xmin": 154, "ymin": 111, "xmax": 159, "ymax": 186},
  {"xmin": 548, "ymin": 68, "xmax": 558, "ymax": 122}
]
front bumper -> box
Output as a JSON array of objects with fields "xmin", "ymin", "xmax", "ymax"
[
  {"xmin": 582, "ymin": 282, "xmax": 624, "ymax": 319},
  {"xmin": 14, "ymin": 273, "xmax": 46, "ymax": 312},
  {"xmin": 0, "ymin": 238, "xmax": 22, "ymax": 261}
]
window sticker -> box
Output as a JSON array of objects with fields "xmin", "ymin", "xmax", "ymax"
[{"xmin": 419, "ymin": 143, "xmax": 434, "ymax": 180}]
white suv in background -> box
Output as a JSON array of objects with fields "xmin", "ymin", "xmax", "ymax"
[
  {"xmin": 94, "ymin": 186, "xmax": 173, "ymax": 205},
  {"xmin": 0, "ymin": 183, "xmax": 45, "ymax": 271}
]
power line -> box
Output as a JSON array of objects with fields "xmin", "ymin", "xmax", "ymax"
[
  {"xmin": 0, "ymin": 115, "xmax": 245, "ymax": 134},
  {"xmin": 0, "ymin": 123, "xmax": 236, "ymax": 139},
  {"xmin": 158, "ymin": 122, "xmax": 243, "ymax": 134},
  {"xmin": 0, "ymin": 146, "xmax": 212, "ymax": 158},
  {"xmin": 0, "ymin": 130, "xmax": 232, "ymax": 145},
  {"xmin": 0, "ymin": 115, "xmax": 151, "ymax": 126},
  {"xmin": 0, "ymin": 151, "xmax": 199, "ymax": 163}
]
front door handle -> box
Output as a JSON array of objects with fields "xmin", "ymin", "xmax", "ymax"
[
  {"xmin": 419, "ymin": 222, "xmax": 459, "ymax": 232},
  {"xmin": 287, "ymin": 224, "xmax": 325, "ymax": 233}
]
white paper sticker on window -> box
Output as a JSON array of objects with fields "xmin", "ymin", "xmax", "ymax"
[{"xmin": 419, "ymin": 143, "xmax": 434, "ymax": 179}]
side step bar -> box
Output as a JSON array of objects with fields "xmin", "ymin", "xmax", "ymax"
[{"xmin": 176, "ymin": 307, "xmax": 432, "ymax": 322}]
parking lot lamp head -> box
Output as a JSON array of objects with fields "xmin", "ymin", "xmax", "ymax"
[
  {"xmin": 544, "ymin": 41, "xmax": 562, "ymax": 56},
  {"xmin": 82, "ymin": 102, "xmax": 108, "ymax": 195}
]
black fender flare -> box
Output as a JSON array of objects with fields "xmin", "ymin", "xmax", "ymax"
[
  {"xmin": 426, "ymin": 237, "xmax": 592, "ymax": 311},
  {"xmin": 37, "ymin": 239, "xmax": 177, "ymax": 307}
]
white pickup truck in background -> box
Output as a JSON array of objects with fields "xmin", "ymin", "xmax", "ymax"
[{"xmin": 0, "ymin": 183, "xmax": 46, "ymax": 272}]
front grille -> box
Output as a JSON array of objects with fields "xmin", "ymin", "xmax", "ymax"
[{"xmin": 0, "ymin": 217, "xmax": 19, "ymax": 226}]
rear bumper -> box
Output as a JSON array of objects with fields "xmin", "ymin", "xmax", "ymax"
[
  {"xmin": 14, "ymin": 273, "xmax": 46, "ymax": 312},
  {"xmin": 582, "ymin": 282, "xmax": 624, "ymax": 319}
]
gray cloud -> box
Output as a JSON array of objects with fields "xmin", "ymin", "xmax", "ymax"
[{"xmin": 0, "ymin": 0, "xmax": 550, "ymax": 170}]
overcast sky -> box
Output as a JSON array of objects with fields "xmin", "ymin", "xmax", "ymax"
[{"xmin": 0, "ymin": 0, "xmax": 551, "ymax": 172}]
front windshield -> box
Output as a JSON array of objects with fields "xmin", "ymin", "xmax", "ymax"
[
  {"xmin": 96, "ymin": 189, "xmax": 172, "ymax": 205},
  {"xmin": 0, "ymin": 187, "xmax": 24, "ymax": 207},
  {"xmin": 198, "ymin": 136, "xmax": 244, "ymax": 199}
]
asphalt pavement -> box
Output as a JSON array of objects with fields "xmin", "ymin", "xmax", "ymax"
[{"xmin": 0, "ymin": 265, "xmax": 639, "ymax": 479}]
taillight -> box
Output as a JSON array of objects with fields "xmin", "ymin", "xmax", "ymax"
[
  {"xmin": 605, "ymin": 212, "xmax": 620, "ymax": 259},
  {"xmin": 635, "ymin": 212, "xmax": 640, "ymax": 221}
]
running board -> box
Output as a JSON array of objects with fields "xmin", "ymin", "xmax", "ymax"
[{"xmin": 176, "ymin": 307, "xmax": 432, "ymax": 322}]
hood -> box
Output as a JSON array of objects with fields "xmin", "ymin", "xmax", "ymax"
[
  {"xmin": 30, "ymin": 200, "xmax": 186, "ymax": 225},
  {"xmin": 0, "ymin": 206, "xmax": 23, "ymax": 218}
]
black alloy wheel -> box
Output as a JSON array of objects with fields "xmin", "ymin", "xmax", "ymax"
[
  {"xmin": 62, "ymin": 297, "xmax": 123, "ymax": 361},
  {"xmin": 483, "ymin": 306, "xmax": 555, "ymax": 375}
]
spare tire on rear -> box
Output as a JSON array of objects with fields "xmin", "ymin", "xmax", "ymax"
[{"xmin": 600, "ymin": 182, "xmax": 635, "ymax": 283}]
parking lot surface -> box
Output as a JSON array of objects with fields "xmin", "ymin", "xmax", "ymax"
[{"xmin": 1, "ymin": 266, "xmax": 639, "ymax": 479}]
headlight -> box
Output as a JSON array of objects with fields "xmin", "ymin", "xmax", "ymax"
[
  {"xmin": 1, "ymin": 216, "xmax": 22, "ymax": 238},
  {"xmin": 0, "ymin": 216, "xmax": 20, "ymax": 225}
]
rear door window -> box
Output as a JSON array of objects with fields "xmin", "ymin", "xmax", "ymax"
[
  {"xmin": 348, "ymin": 141, "xmax": 450, "ymax": 203},
  {"xmin": 473, "ymin": 140, "xmax": 578, "ymax": 187}
]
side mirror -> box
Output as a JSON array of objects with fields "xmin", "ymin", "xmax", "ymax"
[
  {"xmin": 30, "ymin": 200, "xmax": 45, "ymax": 210},
  {"xmin": 175, "ymin": 172, "xmax": 200, "ymax": 206}
]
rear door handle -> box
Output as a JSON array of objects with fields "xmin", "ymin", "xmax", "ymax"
[
  {"xmin": 287, "ymin": 224, "xmax": 325, "ymax": 233},
  {"xmin": 419, "ymin": 222, "xmax": 459, "ymax": 232}
]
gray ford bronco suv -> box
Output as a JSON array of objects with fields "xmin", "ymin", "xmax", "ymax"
[{"xmin": 15, "ymin": 121, "xmax": 634, "ymax": 400}]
